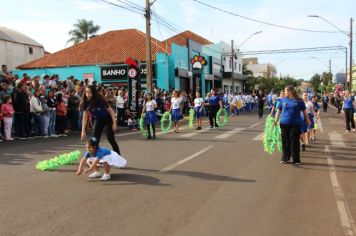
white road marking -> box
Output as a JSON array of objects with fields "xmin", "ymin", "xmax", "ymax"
[
  {"xmin": 329, "ymin": 133, "xmax": 346, "ymax": 147},
  {"xmin": 249, "ymin": 122, "xmax": 261, "ymax": 128},
  {"xmin": 160, "ymin": 145, "xmax": 214, "ymax": 172},
  {"xmin": 214, "ymin": 127, "xmax": 245, "ymax": 139},
  {"xmin": 253, "ymin": 132, "xmax": 264, "ymax": 141},
  {"xmin": 180, "ymin": 127, "xmax": 210, "ymax": 138},
  {"xmin": 325, "ymin": 146, "xmax": 356, "ymax": 236},
  {"xmin": 214, "ymin": 122, "xmax": 260, "ymax": 140}
]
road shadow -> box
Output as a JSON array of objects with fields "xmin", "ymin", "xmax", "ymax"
[
  {"xmin": 0, "ymin": 154, "xmax": 33, "ymax": 166},
  {"xmin": 101, "ymin": 173, "xmax": 170, "ymax": 186},
  {"xmin": 126, "ymin": 167, "xmax": 256, "ymax": 183}
]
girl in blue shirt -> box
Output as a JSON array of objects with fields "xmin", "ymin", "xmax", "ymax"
[
  {"xmin": 341, "ymin": 90, "xmax": 355, "ymax": 133},
  {"xmin": 205, "ymin": 89, "xmax": 222, "ymax": 129},
  {"xmin": 275, "ymin": 85, "xmax": 310, "ymax": 165},
  {"xmin": 80, "ymin": 85, "xmax": 121, "ymax": 155},
  {"xmin": 76, "ymin": 137, "xmax": 127, "ymax": 181}
]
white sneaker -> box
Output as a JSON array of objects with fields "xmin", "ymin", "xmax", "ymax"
[
  {"xmin": 352, "ymin": 129, "xmax": 356, "ymax": 133},
  {"xmin": 89, "ymin": 171, "xmax": 101, "ymax": 178},
  {"xmin": 100, "ymin": 173, "xmax": 111, "ymax": 181}
]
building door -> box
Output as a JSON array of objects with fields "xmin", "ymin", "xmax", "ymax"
[{"xmin": 179, "ymin": 77, "xmax": 190, "ymax": 92}]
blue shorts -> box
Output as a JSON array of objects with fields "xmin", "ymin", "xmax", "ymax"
[
  {"xmin": 308, "ymin": 113, "xmax": 314, "ymax": 130},
  {"xmin": 145, "ymin": 111, "xmax": 158, "ymax": 125},
  {"xmin": 171, "ymin": 108, "xmax": 183, "ymax": 121},
  {"xmin": 194, "ymin": 106, "xmax": 203, "ymax": 118}
]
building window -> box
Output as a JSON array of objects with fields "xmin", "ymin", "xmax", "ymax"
[
  {"xmin": 234, "ymin": 62, "xmax": 237, "ymax": 70},
  {"xmin": 229, "ymin": 59, "xmax": 232, "ymax": 69},
  {"xmin": 239, "ymin": 64, "xmax": 241, "ymax": 72},
  {"xmin": 29, "ymin": 47, "xmax": 33, "ymax": 55}
]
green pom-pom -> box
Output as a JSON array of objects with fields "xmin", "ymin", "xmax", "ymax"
[
  {"xmin": 139, "ymin": 113, "xmax": 153, "ymax": 138},
  {"xmin": 216, "ymin": 109, "xmax": 228, "ymax": 128},
  {"xmin": 188, "ymin": 109, "xmax": 195, "ymax": 129},
  {"xmin": 263, "ymin": 116, "xmax": 282, "ymax": 154},
  {"xmin": 160, "ymin": 112, "xmax": 172, "ymax": 133},
  {"xmin": 36, "ymin": 150, "xmax": 81, "ymax": 171}
]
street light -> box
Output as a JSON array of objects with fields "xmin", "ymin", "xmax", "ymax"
[
  {"xmin": 308, "ymin": 15, "xmax": 353, "ymax": 91},
  {"xmin": 225, "ymin": 31, "xmax": 262, "ymax": 94},
  {"xmin": 310, "ymin": 56, "xmax": 330, "ymax": 96},
  {"xmin": 237, "ymin": 31, "xmax": 263, "ymax": 48}
]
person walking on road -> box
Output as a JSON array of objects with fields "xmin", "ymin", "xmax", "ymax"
[
  {"xmin": 141, "ymin": 92, "xmax": 158, "ymax": 139},
  {"xmin": 194, "ymin": 91, "xmax": 205, "ymax": 130},
  {"xmin": 81, "ymin": 85, "xmax": 121, "ymax": 155},
  {"xmin": 205, "ymin": 89, "xmax": 222, "ymax": 129},
  {"xmin": 341, "ymin": 90, "xmax": 355, "ymax": 133},
  {"xmin": 257, "ymin": 90, "xmax": 266, "ymax": 119},
  {"xmin": 274, "ymin": 85, "xmax": 311, "ymax": 165},
  {"xmin": 322, "ymin": 92, "xmax": 329, "ymax": 113},
  {"xmin": 170, "ymin": 90, "xmax": 183, "ymax": 133}
]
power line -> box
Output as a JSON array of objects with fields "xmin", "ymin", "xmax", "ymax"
[
  {"xmin": 242, "ymin": 46, "xmax": 347, "ymax": 55},
  {"xmin": 98, "ymin": 0, "xmax": 144, "ymax": 15},
  {"xmin": 191, "ymin": 0, "xmax": 342, "ymax": 34}
]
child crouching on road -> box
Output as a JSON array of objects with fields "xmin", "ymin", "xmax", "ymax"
[{"xmin": 76, "ymin": 137, "xmax": 127, "ymax": 181}]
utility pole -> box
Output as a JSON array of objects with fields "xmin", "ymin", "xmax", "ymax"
[
  {"xmin": 349, "ymin": 18, "xmax": 353, "ymax": 91},
  {"xmin": 231, "ymin": 40, "xmax": 234, "ymax": 93},
  {"xmin": 145, "ymin": 0, "xmax": 154, "ymax": 93}
]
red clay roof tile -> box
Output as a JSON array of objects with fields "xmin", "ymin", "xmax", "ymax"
[{"xmin": 17, "ymin": 29, "xmax": 170, "ymax": 69}]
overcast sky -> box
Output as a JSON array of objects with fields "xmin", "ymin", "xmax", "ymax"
[{"xmin": 1, "ymin": 0, "xmax": 355, "ymax": 80}]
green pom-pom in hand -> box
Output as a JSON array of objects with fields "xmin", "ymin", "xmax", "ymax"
[
  {"xmin": 216, "ymin": 109, "xmax": 228, "ymax": 128},
  {"xmin": 160, "ymin": 112, "xmax": 172, "ymax": 133},
  {"xmin": 188, "ymin": 109, "xmax": 195, "ymax": 129},
  {"xmin": 263, "ymin": 116, "xmax": 282, "ymax": 154}
]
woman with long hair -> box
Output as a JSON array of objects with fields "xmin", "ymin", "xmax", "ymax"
[
  {"xmin": 141, "ymin": 92, "xmax": 158, "ymax": 139},
  {"xmin": 169, "ymin": 90, "xmax": 183, "ymax": 133},
  {"xmin": 80, "ymin": 85, "xmax": 121, "ymax": 155},
  {"xmin": 274, "ymin": 85, "xmax": 310, "ymax": 165}
]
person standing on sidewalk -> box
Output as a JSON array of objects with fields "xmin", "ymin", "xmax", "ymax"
[
  {"xmin": 116, "ymin": 90, "xmax": 126, "ymax": 126},
  {"xmin": 274, "ymin": 85, "xmax": 310, "ymax": 166},
  {"xmin": 341, "ymin": 90, "xmax": 355, "ymax": 133}
]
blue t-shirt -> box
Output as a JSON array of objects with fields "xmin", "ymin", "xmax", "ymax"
[
  {"xmin": 272, "ymin": 98, "xmax": 282, "ymax": 116},
  {"xmin": 84, "ymin": 147, "xmax": 111, "ymax": 159},
  {"xmin": 313, "ymin": 102, "xmax": 320, "ymax": 112},
  {"xmin": 278, "ymin": 97, "xmax": 306, "ymax": 125},
  {"xmin": 84, "ymin": 99, "xmax": 109, "ymax": 119},
  {"xmin": 344, "ymin": 96, "xmax": 355, "ymax": 109},
  {"xmin": 209, "ymin": 95, "xmax": 221, "ymax": 106}
]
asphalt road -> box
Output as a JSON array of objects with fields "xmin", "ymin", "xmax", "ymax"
[{"xmin": 1, "ymin": 109, "xmax": 356, "ymax": 236}]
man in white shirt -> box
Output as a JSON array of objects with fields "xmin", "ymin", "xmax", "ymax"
[{"xmin": 116, "ymin": 90, "xmax": 126, "ymax": 126}]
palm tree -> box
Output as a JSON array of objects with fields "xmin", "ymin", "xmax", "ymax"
[{"xmin": 67, "ymin": 19, "xmax": 101, "ymax": 45}]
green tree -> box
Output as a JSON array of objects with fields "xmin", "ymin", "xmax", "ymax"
[
  {"xmin": 67, "ymin": 19, "xmax": 100, "ymax": 45},
  {"xmin": 310, "ymin": 73, "xmax": 321, "ymax": 93},
  {"xmin": 242, "ymin": 64, "xmax": 253, "ymax": 76}
]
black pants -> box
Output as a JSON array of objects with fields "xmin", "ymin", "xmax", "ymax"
[
  {"xmin": 337, "ymin": 103, "xmax": 342, "ymax": 113},
  {"xmin": 322, "ymin": 103, "xmax": 328, "ymax": 113},
  {"xmin": 208, "ymin": 105, "xmax": 219, "ymax": 128},
  {"xmin": 67, "ymin": 110, "xmax": 79, "ymax": 130},
  {"xmin": 93, "ymin": 115, "xmax": 121, "ymax": 155},
  {"xmin": 344, "ymin": 108, "xmax": 355, "ymax": 131},
  {"xmin": 258, "ymin": 104, "xmax": 264, "ymax": 118},
  {"xmin": 280, "ymin": 124, "xmax": 302, "ymax": 163},
  {"xmin": 56, "ymin": 115, "xmax": 66, "ymax": 134},
  {"xmin": 147, "ymin": 124, "xmax": 156, "ymax": 137},
  {"xmin": 117, "ymin": 108, "xmax": 125, "ymax": 126}
]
